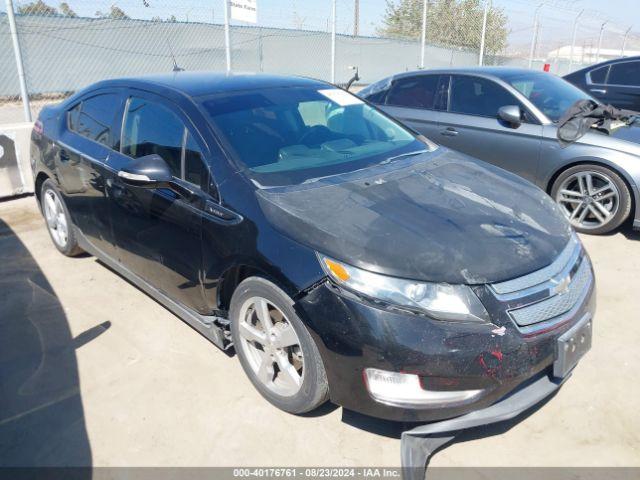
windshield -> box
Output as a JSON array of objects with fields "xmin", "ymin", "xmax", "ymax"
[
  {"xmin": 500, "ymin": 72, "xmax": 595, "ymax": 122},
  {"xmin": 199, "ymin": 86, "xmax": 423, "ymax": 187}
]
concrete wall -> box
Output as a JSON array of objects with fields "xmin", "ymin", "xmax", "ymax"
[{"xmin": 0, "ymin": 123, "xmax": 34, "ymax": 198}]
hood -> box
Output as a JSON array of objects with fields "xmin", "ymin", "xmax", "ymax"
[
  {"xmin": 256, "ymin": 148, "xmax": 572, "ymax": 285},
  {"xmin": 577, "ymin": 123, "xmax": 640, "ymax": 156}
]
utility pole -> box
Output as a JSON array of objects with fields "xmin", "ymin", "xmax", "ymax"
[
  {"xmin": 569, "ymin": 10, "xmax": 583, "ymax": 69},
  {"xmin": 354, "ymin": 0, "xmax": 359, "ymax": 36},
  {"xmin": 5, "ymin": 0, "xmax": 31, "ymax": 122},
  {"xmin": 223, "ymin": 0, "xmax": 231, "ymax": 72},
  {"xmin": 622, "ymin": 25, "xmax": 632, "ymax": 57},
  {"xmin": 478, "ymin": 1, "xmax": 489, "ymax": 66},
  {"xmin": 331, "ymin": 0, "xmax": 336, "ymax": 83},
  {"xmin": 596, "ymin": 21, "xmax": 607, "ymax": 63},
  {"xmin": 528, "ymin": 3, "xmax": 543, "ymax": 69},
  {"xmin": 420, "ymin": 0, "xmax": 428, "ymax": 68}
]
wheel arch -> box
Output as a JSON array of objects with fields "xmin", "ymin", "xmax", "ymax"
[
  {"xmin": 34, "ymin": 171, "xmax": 51, "ymax": 205},
  {"xmin": 546, "ymin": 158, "xmax": 638, "ymax": 224},
  {"xmin": 217, "ymin": 263, "xmax": 298, "ymax": 314}
]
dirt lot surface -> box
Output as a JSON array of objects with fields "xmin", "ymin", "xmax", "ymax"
[{"xmin": 1, "ymin": 195, "xmax": 639, "ymax": 469}]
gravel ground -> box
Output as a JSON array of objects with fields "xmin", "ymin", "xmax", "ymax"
[{"xmin": 1, "ymin": 194, "xmax": 639, "ymax": 470}]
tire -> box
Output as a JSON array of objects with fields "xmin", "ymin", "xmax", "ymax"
[
  {"xmin": 230, "ymin": 276, "xmax": 329, "ymax": 414},
  {"xmin": 40, "ymin": 179, "xmax": 84, "ymax": 257},
  {"xmin": 551, "ymin": 164, "xmax": 632, "ymax": 235}
]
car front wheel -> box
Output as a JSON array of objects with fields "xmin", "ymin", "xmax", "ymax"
[
  {"xmin": 551, "ymin": 164, "xmax": 632, "ymax": 234},
  {"xmin": 230, "ymin": 277, "xmax": 329, "ymax": 414}
]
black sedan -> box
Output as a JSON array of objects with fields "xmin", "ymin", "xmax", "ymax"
[
  {"xmin": 31, "ymin": 72, "xmax": 595, "ymax": 471},
  {"xmin": 564, "ymin": 56, "xmax": 640, "ymax": 111}
]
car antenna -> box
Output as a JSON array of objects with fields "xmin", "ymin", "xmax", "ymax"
[
  {"xmin": 345, "ymin": 65, "xmax": 360, "ymax": 91},
  {"xmin": 166, "ymin": 38, "xmax": 184, "ymax": 72}
]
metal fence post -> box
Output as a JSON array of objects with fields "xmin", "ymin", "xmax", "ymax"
[
  {"xmin": 596, "ymin": 21, "xmax": 607, "ymax": 64},
  {"xmin": 330, "ymin": 0, "xmax": 336, "ymax": 83},
  {"xmin": 569, "ymin": 10, "xmax": 583, "ymax": 69},
  {"xmin": 223, "ymin": 0, "xmax": 231, "ymax": 72},
  {"xmin": 622, "ymin": 26, "xmax": 632, "ymax": 57},
  {"xmin": 528, "ymin": 3, "xmax": 542, "ymax": 69},
  {"xmin": 420, "ymin": 0, "xmax": 427, "ymax": 68},
  {"xmin": 5, "ymin": 0, "xmax": 32, "ymax": 122},
  {"xmin": 478, "ymin": 2, "xmax": 488, "ymax": 66}
]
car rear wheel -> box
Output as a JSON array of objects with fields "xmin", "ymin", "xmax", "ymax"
[
  {"xmin": 551, "ymin": 164, "xmax": 632, "ymax": 234},
  {"xmin": 230, "ymin": 277, "xmax": 329, "ymax": 414},
  {"xmin": 41, "ymin": 179, "xmax": 83, "ymax": 256}
]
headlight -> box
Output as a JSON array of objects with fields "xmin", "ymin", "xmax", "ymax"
[{"xmin": 318, "ymin": 254, "xmax": 489, "ymax": 323}]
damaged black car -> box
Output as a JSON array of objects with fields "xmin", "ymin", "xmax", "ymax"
[{"xmin": 31, "ymin": 72, "xmax": 595, "ymax": 473}]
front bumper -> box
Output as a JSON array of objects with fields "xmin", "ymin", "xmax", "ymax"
[
  {"xmin": 401, "ymin": 371, "xmax": 565, "ymax": 480},
  {"xmin": 294, "ymin": 265, "xmax": 595, "ymax": 422}
]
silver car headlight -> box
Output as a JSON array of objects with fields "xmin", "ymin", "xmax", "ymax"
[{"xmin": 318, "ymin": 254, "xmax": 489, "ymax": 323}]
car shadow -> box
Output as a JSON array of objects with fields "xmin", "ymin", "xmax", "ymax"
[{"xmin": 0, "ymin": 218, "xmax": 106, "ymax": 473}]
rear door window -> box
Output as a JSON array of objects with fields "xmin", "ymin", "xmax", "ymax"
[
  {"xmin": 386, "ymin": 75, "xmax": 441, "ymax": 109},
  {"xmin": 449, "ymin": 75, "xmax": 518, "ymax": 117},
  {"xmin": 608, "ymin": 61, "xmax": 640, "ymax": 86},
  {"xmin": 589, "ymin": 66, "xmax": 609, "ymax": 84},
  {"xmin": 70, "ymin": 93, "xmax": 119, "ymax": 148}
]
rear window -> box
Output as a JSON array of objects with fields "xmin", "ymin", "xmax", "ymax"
[
  {"xmin": 69, "ymin": 93, "xmax": 119, "ymax": 148},
  {"xmin": 608, "ymin": 61, "xmax": 640, "ymax": 86}
]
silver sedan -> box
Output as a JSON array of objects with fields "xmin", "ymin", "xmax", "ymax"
[{"xmin": 359, "ymin": 67, "xmax": 640, "ymax": 234}]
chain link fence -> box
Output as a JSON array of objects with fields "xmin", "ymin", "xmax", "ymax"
[{"xmin": 1, "ymin": 0, "xmax": 639, "ymax": 124}]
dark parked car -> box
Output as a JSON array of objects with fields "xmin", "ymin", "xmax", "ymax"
[
  {"xmin": 564, "ymin": 56, "xmax": 640, "ymax": 111},
  {"xmin": 31, "ymin": 73, "xmax": 594, "ymax": 466},
  {"xmin": 359, "ymin": 67, "xmax": 640, "ymax": 234}
]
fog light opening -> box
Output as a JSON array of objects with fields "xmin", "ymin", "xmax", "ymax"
[{"xmin": 364, "ymin": 368, "xmax": 483, "ymax": 409}]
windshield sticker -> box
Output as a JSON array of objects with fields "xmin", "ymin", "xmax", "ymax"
[{"xmin": 318, "ymin": 89, "xmax": 364, "ymax": 106}]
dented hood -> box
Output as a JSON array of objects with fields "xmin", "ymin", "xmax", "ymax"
[{"xmin": 256, "ymin": 148, "xmax": 572, "ymax": 284}]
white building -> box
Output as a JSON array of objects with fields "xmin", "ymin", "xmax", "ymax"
[{"xmin": 547, "ymin": 45, "xmax": 640, "ymax": 64}]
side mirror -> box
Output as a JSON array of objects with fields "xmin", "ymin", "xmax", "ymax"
[
  {"xmin": 118, "ymin": 154, "xmax": 173, "ymax": 188},
  {"xmin": 498, "ymin": 105, "xmax": 522, "ymax": 128}
]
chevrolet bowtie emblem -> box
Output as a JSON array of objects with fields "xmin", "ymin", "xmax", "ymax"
[{"xmin": 551, "ymin": 274, "xmax": 572, "ymax": 296}]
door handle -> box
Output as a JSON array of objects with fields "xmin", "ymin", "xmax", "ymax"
[
  {"xmin": 590, "ymin": 88, "xmax": 607, "ymax": 94},
  {"xmin": 440, "ymin": 127, "xmax": 459, "ymax": 137}
]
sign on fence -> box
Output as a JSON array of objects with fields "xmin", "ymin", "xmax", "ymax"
[{"xmin": 230, "ymin": 0, "xmax": 257, "ymax": 24}]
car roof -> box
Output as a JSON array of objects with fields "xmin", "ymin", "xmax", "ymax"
[
  {"xmin": 89, "ymin": 71, "xmax": 329, "ymax": 98},
  {"xmin": 390, "ymin": 66, "xmax": 546, "ymax": 81},
  {"xmin": 565, "ymin": 55, "xmax": 640, "ymax": 76}
]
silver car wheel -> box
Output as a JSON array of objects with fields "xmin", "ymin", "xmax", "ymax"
[
  {"xmin": 237, "ymin": 296, "xmax": 304, "ymax": 397},
  {"xmin": 555, "ymin": 171, "xmax": 620, "ymax": 230},
  {"xmin": 43, "ymin": 189, "xmax": 69, "ymax": 248}
]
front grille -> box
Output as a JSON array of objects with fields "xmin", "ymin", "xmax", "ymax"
[
  {"xmin": 489, "ymin": 235, "xmax": 593, "ymax": 330},
  {"xmin": 509, "ymin": 258, "xmax": 591, "ymax": 326}
]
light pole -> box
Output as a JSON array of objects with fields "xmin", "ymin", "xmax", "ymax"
[
  {"xmin": 569, "ymin": 10, "xmax": 583, "ymax": 69},
  {"xmin": 596, "ymin": 21, "xmax": 608, "ymax": 63}
]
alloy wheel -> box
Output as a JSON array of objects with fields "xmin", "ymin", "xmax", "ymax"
[
  {"xmin": 43, "ymin": 189, "xmax": 69, "ymax": 248},
  {"xmin": 237, "ymin": 297, "xmax": 304, "ymax": 397},
  {"xmin": 555, "ymin": 171, "xmax": 620, "ymax": 230}
]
